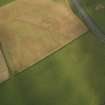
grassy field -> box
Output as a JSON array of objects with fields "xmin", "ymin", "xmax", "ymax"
[
  {"xmin": 0, "ymin": 0, "xmax": 14, "ymax": 6},
  {"xmin": 80, "ymin": 0, "xmax": 105, "ymax": 33},
  {"xmin": 0, "ymin": 31, "xmax": 105, "ymax": 105},
  {"xmin": 0, "ymin": 0, "xmax": 87, "ymax": 74}
]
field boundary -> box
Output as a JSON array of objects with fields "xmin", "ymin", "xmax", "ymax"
[
  {"xmin": 0, "ymin": 0, "xmax": 15, "ymax": 7},
  {"xmin": 0, "ymin": 31, "xmax": 88, "ymax": 85}
]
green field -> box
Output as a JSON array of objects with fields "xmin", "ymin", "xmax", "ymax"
[
  {"xmin": 0, "ymin": 31, "xmax": 105, "ymax": 105},
  {"xmin": 80, "ymin": 0, "xmax": 105, "ymax": 33},
  {"xmin": 0, "ymin": 0, "xmax": 14, "ymax": 6}
]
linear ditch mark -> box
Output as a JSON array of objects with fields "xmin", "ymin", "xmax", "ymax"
[{"xmin": 69, "ymin": 0, "xmax": 105, "ymax": 43}]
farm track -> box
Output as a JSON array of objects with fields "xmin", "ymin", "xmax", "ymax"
[{"xmin": 70, "ymin": 0, "xmax": 105, "ymax": 43}]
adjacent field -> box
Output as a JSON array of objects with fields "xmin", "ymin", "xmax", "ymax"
[
  {"xmin": 0, "ymin": 0, "xmax": 87, "ymax": 74},
  {"xmin": 0, "ymin": 31, "xmax": 105, "ymax": 105},
  {"xmin": 80, "ymin": 0, "xmax": 105, "ymax": 33}
]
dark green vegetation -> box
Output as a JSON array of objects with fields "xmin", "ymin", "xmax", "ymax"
[
  {"xmin": 80, "ymin": 0, "xmax": 105, "ymax": 33},
  {"xmin": 0, "ymin": 31, "xmax": 105, "ymax": 105},
  {"xmin": 0, "ymin": 0, "xmax": 14, "ymax": 6}
]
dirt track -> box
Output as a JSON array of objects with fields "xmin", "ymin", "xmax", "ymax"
[{"xmin": 0, "ymin": 0, "xmax": 87, "ymax": 73}]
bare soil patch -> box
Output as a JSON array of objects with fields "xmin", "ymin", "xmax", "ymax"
[{"xmin": 0, "ymin": 0, "xmax": 87, "ymax": 73}]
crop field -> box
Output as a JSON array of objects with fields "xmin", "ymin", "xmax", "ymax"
[
  {"xmin": 0, "ymin": 0, "xmax": 87, "ymax": 75},
  {"xmin": 80, "ymin": 0, "xmax": 105, "ymax": 33},
  {"xmin": 0, "ymin": 31, "xmax": 105, "ymax": 105}
]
